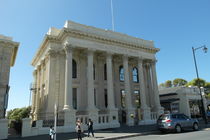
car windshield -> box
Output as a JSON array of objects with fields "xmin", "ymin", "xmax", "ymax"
[{"xmin": 158, "ymin": 114, "xmax": 169, "ymax": 120}]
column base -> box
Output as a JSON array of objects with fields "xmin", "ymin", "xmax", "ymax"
[
  {"xmin": 141, "ymin": 106, "xmax": 151, "ymax": 121},
  {"xmin": 63, "ymin": 108, "xmax": 76, "ymax": 126},
  {"xmin": 87, "ymin": 108, "xmax": 99, "ymax": 124},
  {"xmin": 157, "ymin": 106, "xmax": 164, "ymax": 116},
  {"xmin": 108, "ymin": 108, "xmax": 120, "ymax": 126},
  {"xmin": 126, "ymin": 108, "xmax": 135, "ymax": 126}
]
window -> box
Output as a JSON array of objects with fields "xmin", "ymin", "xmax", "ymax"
[
  {"xmin": 121, "ymin": 90, "xmax": 126, "ymax": 108},
  {"xmin": 104, "ymin": 89, "xmax": 108, "ymax": 108},
  {"xmin": 134, "ymin": 90, "xmax": 141, "ymax": 108},
  {"xmin": 104, "ymin": 64, "xmax": 107, "ymax": 80},
  {"xmin": 72, "ymin": 59, "xmax": 77, "ymax": 78},
  {"xmin": 132, "ymin": 67, "xmax": 139, "ymax": 83},
  {"xmin": 73, "ymin": 88, "xmax": 77, "ymax": 109},
  {"xmin": 94, "ymin": 88, "xmax": 96, "ymax": 106},
  {"xmin": 93, "ymin": 64, "xmax": 96, "ymax": 80},
  {"xmin": 119, "ymin": 65, "xmax": 124, "ymax": 81}
]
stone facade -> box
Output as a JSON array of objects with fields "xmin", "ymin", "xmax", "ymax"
[
  {"xmin": 31, "ymin": 21, "xmax": 163, "ymax": 127},
  {"xmin": 0, "ymin": 35, "xmax": 19, "ymax": 118}
]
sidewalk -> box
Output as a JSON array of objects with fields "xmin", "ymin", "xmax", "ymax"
[{"xmin": 9, "ymin": 122, "xmax": 210, "ymax": 140}]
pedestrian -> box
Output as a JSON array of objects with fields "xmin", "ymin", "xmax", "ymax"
[
  {"xmin": 87, "ymin": 119, "xmax": 94, "ymax": 137},
  {"xmin": 75, "ymin": 119, "xmax": 83, "ymax": 140},
  {"xmin": 49, "ymin": 126, "xmax": 55, "ymax": 140}
]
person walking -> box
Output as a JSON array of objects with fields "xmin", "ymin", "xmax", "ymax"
[
  {"xmin": 49, "ymin": 126, "xmax": 55, "ymax": 140},
  {"xmin": 87, "ymin": 119, "xmax": 94, "ymax": 137},
  {"xmin": 75, "ymin": 120, "xmax": 83, "ymax": 140}
]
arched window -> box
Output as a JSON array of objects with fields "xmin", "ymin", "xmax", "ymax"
[
  {"xmin": 132, "ymin": 67, "xmax": 139, "ymax": 83},
  {"xmin": 119, "ymin": 65, "xmax": 124, "ymax": 81},
  {"xmin": 104, "ymin": 64, "xmax": 107, "ymax": 80},
  {"xmin": 72, "ymin": 59, "xmax": 77, "ymax": 78}
]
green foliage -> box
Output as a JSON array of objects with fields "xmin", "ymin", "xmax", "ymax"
[
  {"xmin": 187, "ymin": 78, "xmax": 206, "ymax": 87},
  {"xmin": 7, "ymin": 106, "xmax": 31, "ymax": 121},
  {"xmin": 165, "ymin": 80, "xmax": 172, "ymax": 88},
  {"xmin": 173, "ymin": 78, "xmax": 187, "ymax": 87}
]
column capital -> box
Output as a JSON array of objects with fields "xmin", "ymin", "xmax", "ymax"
[
  {"xmin": 137, "ymin": 57, "xmax": 144, "ymax": 63},
  {"xmin": 123, "ymin": 54, "xmax": 129, "ymax": 61},
  {"xmin": 151, "ymin": 59, "xmax": 158, "ymax": 64},
  {"xmin": 87, "ymin": 48, "xmax": 95, "ymax": 56},
  {"xmin": 64, "ymin": 43, "xmax": 74, "ymax": 54},
  {"xmin": 47, "ymin": 49, "xmax": 57, "ymax": 58}
]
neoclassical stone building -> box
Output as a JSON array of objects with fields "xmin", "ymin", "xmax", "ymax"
[
  {"xmin": 0, "ymin": 35, "xmax": 19, "ymax": 118},
  {"xmin": 31, "ymin": 21, "xmax": 163, "ymax": 127}
]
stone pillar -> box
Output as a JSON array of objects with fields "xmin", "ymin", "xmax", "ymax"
[
  {"xmin": 106, "ymin": 52, "xmax": 119, "ymax": 125},
  {"xmin": 0, "ymin": 119, "xmax": 8, "ymax": 139},
  {"xmin": 39, "ymin": 61, "xmax": 44, "ymax": 113},
  {"xmin": 179, "ymin": 93, "xmax": 191, "ymax": 117},
  {"xmin": 123, "ymin": 55, "xmax": 135, "ymax": 126},
  {"xmin": 151, "ymin": 60, "xmax": 163, "ymax": 115},
  {"xmin": 63, "ymin": 45, "xmax": 74, "ymax": 110},
  {"xmin": 87, "ymin": 49, "xmax": 98, "ymax": 124},
  {"xmin": 22, "ymin": 118, "xmax": 32, "ymax": 137},
  {"xmin": 63, "ymin": 44, "xmax": 76, "ymax": 126},
  {"xmin": 31, "ymin": 69, "xmax": 37, "ymax": 119},
  {"xmin": 34, "ymin": 66, "xmax": 41, "ymax": 120},
  {"xmin": 138, "ymin": 58, "xmax": 151, "ymax": 123}
]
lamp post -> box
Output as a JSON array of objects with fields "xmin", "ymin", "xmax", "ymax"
[{"xmin": 192, "ymin": 45, "xmax": 208, "ymax": 124}]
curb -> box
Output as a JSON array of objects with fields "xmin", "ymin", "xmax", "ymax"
[{"xmin": 100, "ymin": 130, "xmax": 159, "ymax": 140}]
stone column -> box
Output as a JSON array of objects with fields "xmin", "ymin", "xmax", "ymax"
[
  {"xmin": 151, "ymin": 60, "xmax": 163, "ymax": 115},
  {"xmin": 63, "ymin": 44, "xmax": 76, "ymax": 126},
  {"xmin": 137, "ymin": 58, "xmax": 151, "ymax": 124},
  {"xmin": 34, "ymin": 66, "xmax": 40, "ymax": 120},
  {"xmin": 87, "ymin": 49, "xmax": 98, "ymax": 124},
  {"xmin": 31, "ymin": 69, "xmax": 37, "ymax": 119},
  {"xmin": 63, "ymin": 45, "xmax": 74, "ymax": 110},
  {"xmin": 39, "ymin": 61, "xmax": 45, "ymax": 113},
  {"xmin": 106, "ymin": 52, "xmax": 119, "ymax": 125},
  {"xmin": 123, "ymin": 55, "xmax": 135, "ymax": 126}
]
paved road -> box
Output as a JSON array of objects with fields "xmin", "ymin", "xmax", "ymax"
[{"xmin": 124, "ymin": 129, "xmax": 210, "ymax": 140}]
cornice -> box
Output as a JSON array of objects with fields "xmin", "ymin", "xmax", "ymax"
[
  {"xmin": 61, "ymin": 28, "xmax": 159, "ymax": 54},
  {"xmin": 32, "ymin": 21, "xmax": 159, "ymax": 66},
  {"xmin": 0, "ymin": 39, "xmax": 19, "ymax": 66}
]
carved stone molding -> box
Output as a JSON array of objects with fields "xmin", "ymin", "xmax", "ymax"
[{"xmin": 47, "ymin": 49, "xmax": 57, "ymax": 58}]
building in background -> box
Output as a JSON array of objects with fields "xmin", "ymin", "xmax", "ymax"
[
  {"xmin": 31, "ymin": 21, "xmax": 163, "ymax": 129},
  {"xmin": 159, "ymin": 86, "xmax": 207, "ymax": 118},
  {"xmin": 0, "ymin": 35, "xmax": 19, "ymax": 118}
]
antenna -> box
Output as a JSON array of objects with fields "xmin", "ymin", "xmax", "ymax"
[{"xmin": 111, "ymin": 0, "xmax": 115, "ymax": 31}]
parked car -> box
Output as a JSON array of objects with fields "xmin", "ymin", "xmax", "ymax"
[{"xmin": 157, "ymin": 113, "xmax": 199, "ymax": 133}]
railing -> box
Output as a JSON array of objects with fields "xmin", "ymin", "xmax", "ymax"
[
  {"xmin": 76, "ymin": 115, "xmax": 89, "ymax": 124},
  {"xmin": 98, "ymin": 114, "xmax": 109, "ymax": 124},
  {"xmin": 150, "ymin": 112, "xmax": 158, "ymax": 120},
  {"xmin": 38, "ymin": 112, "xmax": 64, "ymax": 127}
]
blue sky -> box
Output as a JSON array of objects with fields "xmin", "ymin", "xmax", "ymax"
[{"xmin": 1, "ymin": 0, "xmax": 210, "ymax": 110}]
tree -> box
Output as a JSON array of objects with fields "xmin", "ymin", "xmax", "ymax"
[
  {"xmin": 165, "ymin": 80, "xmax": 172, "ymax": 88},
  {"xmin": 7, "ymin": 106, "xmax": 31, "ymax": 134},
  {"xmin": 173, "ymin": 78, "xmax": 187, "ymax": 87},
  {"xmin": 187, "ymin": 78, "xmax": 206, "ymax": 87},
  {"xmin": 7, "ymin": 106, "xmax": 31, "ymax": 121}
]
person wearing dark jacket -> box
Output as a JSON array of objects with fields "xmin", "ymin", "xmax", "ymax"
[{"xmin": 87, "ymin": 119, "xmax": 94, "ymax": 137}]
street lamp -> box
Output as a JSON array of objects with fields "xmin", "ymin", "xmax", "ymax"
[{"xmin": 192, "ymin": 45, "xmax": 208, "ymax": 124}]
